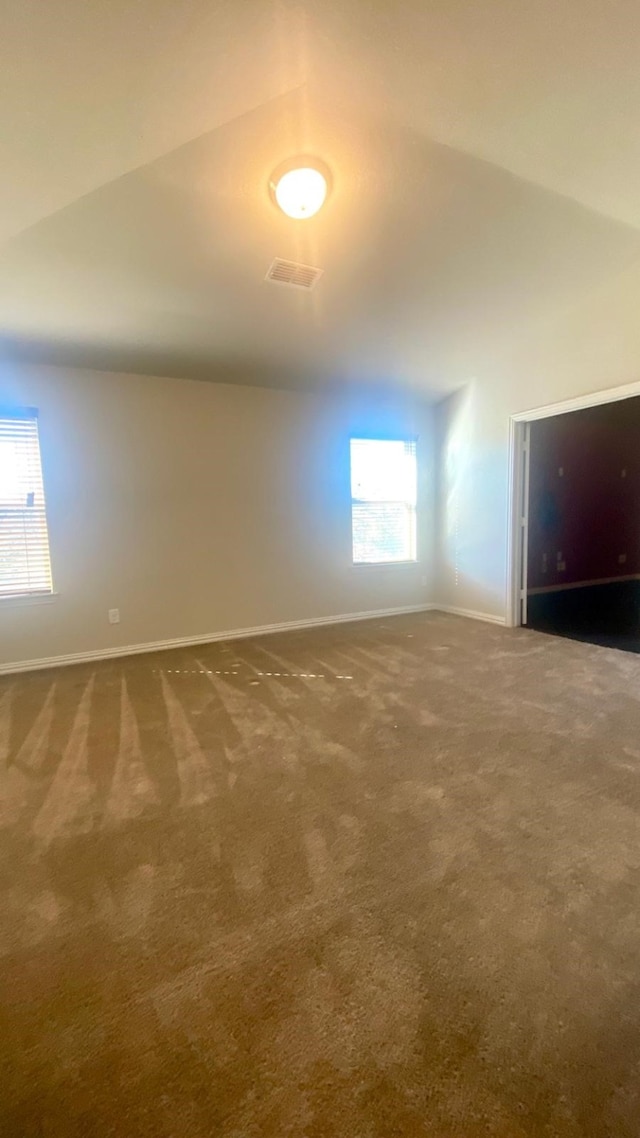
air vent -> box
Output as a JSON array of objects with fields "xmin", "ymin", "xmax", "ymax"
[{"xmin": 265, "ymin": 258, "xmax": 323, "ymax": 290}]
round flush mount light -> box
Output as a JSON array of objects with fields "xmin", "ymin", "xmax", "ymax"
[{"xmin": 269, "ymin": 157, "xmax": 331, "ymax": 220}]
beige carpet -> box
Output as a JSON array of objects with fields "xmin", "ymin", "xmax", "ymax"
[{"xmin": 1, "ymin": 612, "xmax": 640, "ymax": 1136}]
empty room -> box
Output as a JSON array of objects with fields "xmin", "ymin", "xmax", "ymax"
[{"xmin": 2, "ymin": 3, "xmax": 640, "ymax": 1135}]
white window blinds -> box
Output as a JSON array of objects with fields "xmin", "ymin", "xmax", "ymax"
[
  {"xmin": 351, "ymin": 438, "xmax": 417, "ymax": 564},
  {"xmin": 0, "ymin": 409, "xmax": 53, "ymax": 597}
]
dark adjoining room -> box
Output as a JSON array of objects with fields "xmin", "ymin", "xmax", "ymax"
[{"xmin": 526, "ymin": 396, "xmax": 640, "ymax": 653}]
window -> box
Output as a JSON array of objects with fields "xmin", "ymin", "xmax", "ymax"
[
  {"xmin": 351, "ymin": 438, "xmax": 417, "ymax": 564},
  {"xmin": 0, "ymin": 409, "xmax": 53, "ymax": 597}
]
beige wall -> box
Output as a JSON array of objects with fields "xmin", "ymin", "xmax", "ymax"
[
  {"xmin": 0, "ymin": 365, "xmax": 434, "ymax": 669},
  {"xmin": 436, "ymin": 260, "xmax": 640, "ymax": 621}
]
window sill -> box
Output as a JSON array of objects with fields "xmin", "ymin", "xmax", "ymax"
[
  {"xmin": 351, "ymin": 561, "xmax": 419, "ymax": 570},
  {"xmin": 0, "ymin": 591, "xmax": 59, "ymax": 609}
]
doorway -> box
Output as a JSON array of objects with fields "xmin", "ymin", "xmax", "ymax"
[{"xmin": 508, "ymin": 381, "xmax": 640, "ymax": 652}]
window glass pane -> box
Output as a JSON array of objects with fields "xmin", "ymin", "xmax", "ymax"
[
  {"xmin": 351, "ymin": 439, "xmax": 417, "ymax": 505},
  {"xmin": 0, "ymin": 413, "xmax": 53, "ymax": 596},
  {"xmin": 352, "ymin": 503, "xmax": 416, "ymax": 563}
]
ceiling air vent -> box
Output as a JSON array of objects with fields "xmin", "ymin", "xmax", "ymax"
[{"xmin": 265, "ymin": 258, "xmax": 323, "ymax": 290}]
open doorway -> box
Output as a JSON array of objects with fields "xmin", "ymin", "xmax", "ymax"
[{"xmin": 508, "ymin": 382, "xmax": 640, "ymax": 650}]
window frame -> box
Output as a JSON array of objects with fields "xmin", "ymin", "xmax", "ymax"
[{"xmin": 349, "ymin": 436, "xmax": 419, "ymax": 568}]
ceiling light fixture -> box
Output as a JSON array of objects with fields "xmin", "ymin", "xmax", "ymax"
[{"xmin": 269, "ymin": 157, "xmax": 331, "ymax": 220}]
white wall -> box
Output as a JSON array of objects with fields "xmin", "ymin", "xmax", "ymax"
[
  {"xmin": 436, "ymin": 260, "xmax": 640, "ymax": 621},
  {"xmin": 0, "ymin": 364, "xmax": 435, "ymax": 669}
]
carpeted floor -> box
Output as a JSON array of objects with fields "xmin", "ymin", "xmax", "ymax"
[{"xmin": 2, "ymin": 612, "xmax": 640, "ymax": 1136}]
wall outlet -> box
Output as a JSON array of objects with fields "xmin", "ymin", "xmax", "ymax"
[
  {"xmin": 558, "ymin": 467, "xmax": 564, "ymax": 477},
  {"xmin": 558, "ymin": 561, "xmax": 566, "ymax": 572},
  {"xmin": 108, "ymin": 608, "xmax": 120, "ymax": 624},
  {"xmin": 421, "ymin": 574, "xmax": 428, "ymax": 587},
  {"xmin": 619, "ymin": 554, "xmax": 628, "ymax": 565},
  {"xmin": 622, "ymin": 468, "xmax": 627, "ymax": 479}
]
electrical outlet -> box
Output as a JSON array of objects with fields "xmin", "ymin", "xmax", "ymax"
[
  {"xmin": 622, "ymin": 468, "xmax": 627, "ymax": 479},
  {"xmin": 558, "ymin": 467, "xmax": 564, "ymax": 477},
  {"xmin": 619, "ymin": 554, "xmax": 628, "ymax": 565},
  {"xmin": 558, "ymin": 561, "xmax": 566, "ymax": 572},
  {"xmin": 421, "ymin": 574, "xmax": 428, "ymax": 587},
  {"xmin": 108, "ymin": 608, "xmax": 120, "ymax": 624}
]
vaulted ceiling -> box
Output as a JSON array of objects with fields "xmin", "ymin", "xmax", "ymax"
[{"xmin": 3, "ymin": 1, "xmax": 640, "ymax": 395}]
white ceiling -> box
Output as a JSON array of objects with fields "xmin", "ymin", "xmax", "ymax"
[{"xmin": 2, "ymin": 1, "xmax": 640, "ymax": 394}]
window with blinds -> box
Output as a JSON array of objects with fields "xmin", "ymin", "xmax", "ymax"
[
  {"xmin": 0, "ymin": 409, "xmax": 53, "ymax": 597},
  {"xmin": 350, "ymin": 438, "xmax": 417, "ymax": 564}
]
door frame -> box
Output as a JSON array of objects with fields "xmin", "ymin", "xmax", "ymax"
[{"xmin": 506, "ymin": 378, "xmax": 640, "ymax": 628}]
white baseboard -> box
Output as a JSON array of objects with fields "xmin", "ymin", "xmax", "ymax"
[
  {"xmin": 435, "ymin": 604, "xmax": 506, "ymax": 626},
  {"xmin": 0, "ymin": 603, "xmax": 436, "ymax": 675}
]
